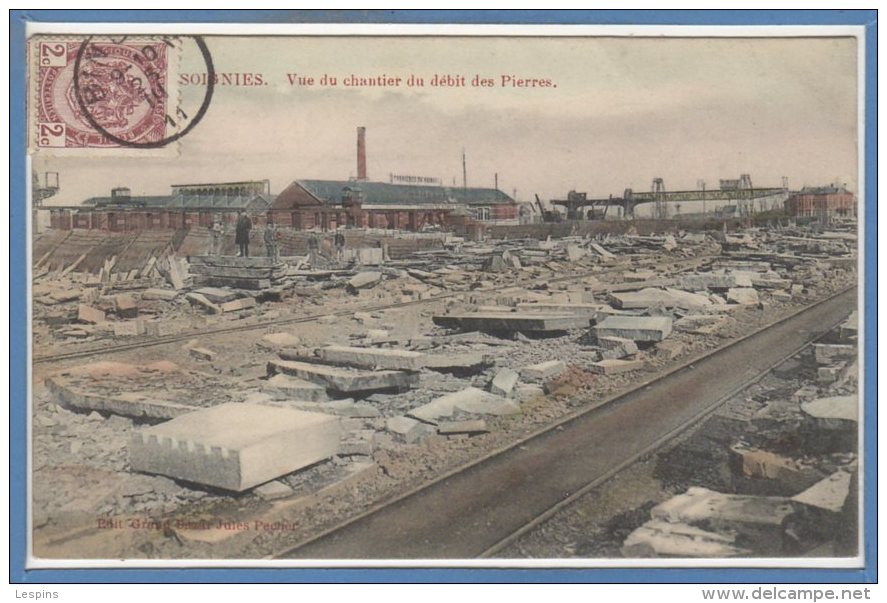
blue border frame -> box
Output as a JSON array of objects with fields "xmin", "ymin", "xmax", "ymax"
[{"xmin": 9, "ymin": 9, "xmax": 877, "ymax": 584}]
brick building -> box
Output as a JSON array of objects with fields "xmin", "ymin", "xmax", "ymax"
[{"xmin": 784, "ymin": 186, "xmax": 856, "ymax": 220}]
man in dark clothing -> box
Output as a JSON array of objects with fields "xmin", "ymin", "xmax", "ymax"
[{"xmin": 235, "ymin": 211, "xmax": 252, "ymax": 257}]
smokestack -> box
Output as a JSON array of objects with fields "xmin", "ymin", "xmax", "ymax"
[
  {"xmin": 357, "ymin": 127, "xmax": 367, "ymax": 181},
  {"xmin": 494, "ymin": 172, "xmax": 498, "ymax": 191},
  {"xmin": 462, "ymin": 148, "xmax": 467, "ymax": 190}
]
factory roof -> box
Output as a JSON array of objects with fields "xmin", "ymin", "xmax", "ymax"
[
  {"xmin": 796, "ymin": 186, "xmax": 853, "ymax": 196},
  {"xmin": 297, "ymin": 179, "xmax": 516, "ymax": 206},
  {"xmin": 80, "ymin": 193, "xmax": 273, "ymax": 211}
]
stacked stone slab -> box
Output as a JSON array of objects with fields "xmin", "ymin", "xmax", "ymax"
[{"xmin": 593, "ymin": 315, "xmax": 673, "ymax": 342}]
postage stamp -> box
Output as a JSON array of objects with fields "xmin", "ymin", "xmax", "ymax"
[{"xmin": 27, "ymin": 35, "xmax": 211, "ymax": 156}]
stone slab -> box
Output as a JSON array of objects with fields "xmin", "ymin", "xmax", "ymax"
[
  {"xmin": 801, "ymin": 395, "xmax": 857, "ymax": 424},
  {"xmin": 408, "ymin": 387, "xmax": 516, "ymax": 424},
  {"xmin": 520, "ymin": 360, "xmax": 567, "ymax": 381},
  {"xmin": 77, "ymin": 304, "xmax": 106, "ymax": 324},
  {"xmin": 610, "ymin": 288, "xmax": 711, "ymax": 310},
  {"xmin": 651, "ymin": 487, "xmax": 794, "ymax": 529},
  {"xmin": 192, "ymin": 287, "xmax": 239, "ymax": 304},
  {"xmin": 316, "ymin": 345, "xmax": 426, "ymax": 371},
  {"xmin": 791, "ymin": 470, "xmax": 852, "ymax": 513},
  {"xmin": 114, "ymin": 294, "xmax": 139, "ymax": 318},
  {"xmin": 263, "ymin": 373, "xmax": 328, "ymax": 402},
  {"xmin": 623, "ymin": 520, "xmax": 748, "ymax": 558},
  {"xmin": 141, "ymin": 288, "xmax": 179, "ymax": 301},
  {"xmin": 46, "ymin": 375, "xmax": 194, "ymax": 420},
  {"xmin": 588, "ymin": 358, "xmax": 644, "ymax": 375},
  {"xmin": 437, "ymin": 420, "xmax": 489, "ymax": 435},
  {"xmin": 386, "ymin": 416, "xmax": 433, "ymax": 444},
  {"xmin": 268, "ymin": 359, "xmax": 418, "ymax": 394},
  {"xmin": 490, "ymin": 367, "xmax": 520, "ymax": 396},
  {"xmin": 129, "ymin": 402, "xmax": 341, "ymax": 492},
  {"xmin": 432, "ymin": 312, "xmax": 591, "ymax": 333},
  {"xmin": 727, "ymin": 287, "xmax": 760, "ymax": 305},
  {"xmin": 348, "ymin": 271, "xmax": 383, "ymax": 291},
  {"xmin": 594, "ymin": 315, "xmax": 673, "ymax": 342},
  {"xmin": 220, "ymin": 297, "xmax": 257, "ymax": 313}
]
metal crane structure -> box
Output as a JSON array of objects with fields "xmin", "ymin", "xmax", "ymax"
[
  {"xmin": 32, "ymin": 171, "xmax": 60, "ymax": 208},
  {"xmin": 551, "ymin": 174, "xmax": 787, "ymax": 220}
]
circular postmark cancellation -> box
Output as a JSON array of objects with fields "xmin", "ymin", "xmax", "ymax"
[{"xmin": 34, "ymin": 35, "xmax": 214, "ymax": 150}]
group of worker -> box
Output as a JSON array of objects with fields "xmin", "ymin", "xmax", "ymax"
[{"xmin": 207, "ymin": 211, "xmax": 347, "ymax": 266}]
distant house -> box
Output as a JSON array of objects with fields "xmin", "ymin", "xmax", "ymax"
[{"xmin": 784, "ymin": 186, "xmax": 856, "ymax": 220}]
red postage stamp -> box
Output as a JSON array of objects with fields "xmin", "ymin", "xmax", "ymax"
[{"xmin": 30, "ymin": 38, "xmax": 173, "ymax": 152}]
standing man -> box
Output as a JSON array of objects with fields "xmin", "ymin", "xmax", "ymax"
[
  {"xmin": 307, "ymin": 231, "xmax": 319, "ymax": 267},
  {"xmin": 209, "ymin": 215, "xmax": 224, "ymax": 256},
  {"xmin": 334, "ymin": 229, "xmax": 346, "ymax": 265},
  {"xmin": 264, "ymin": 218, "xmax": 280, "ymax": 262},
  {"xmin": 235, "ymin": 210, "xmax": 252, "ymax": 257}
]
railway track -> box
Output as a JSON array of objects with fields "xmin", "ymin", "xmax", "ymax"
[
  {"xmin": 272, "ymin": 285, "xmax": 856, "ymax": 560},
  {"xmin": 33, "ymin": 253, "xmax": 717, "ymax": 365}
]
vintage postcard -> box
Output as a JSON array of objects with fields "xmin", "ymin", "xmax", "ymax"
[{"xmin": 17, "ymin": 15, "xmax": 871, "ymax": 575}]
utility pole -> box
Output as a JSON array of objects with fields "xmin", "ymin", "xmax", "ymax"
[
  {"xmin": 462, "ymin": 148, "xmax": 467, "ymax": 190},
  {"xmin": 697, "ymin": 179, "xmax": 706, "ymax": 216}
]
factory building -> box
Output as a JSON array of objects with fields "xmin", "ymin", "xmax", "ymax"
[
  {"xmin": 47, "ymin": 127, "xmax": 517, "ymax": 233},
  {"xmin": 784, "ymin": 186, "xmax": 856, "ymax": 220}
]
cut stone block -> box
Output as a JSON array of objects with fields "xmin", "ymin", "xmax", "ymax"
[
  {"xmin": 791, "ymin": 470, "xmax": 852, "ymax": 513},
  {"xmin": 220, "ymin": 297, "xmax": 257, "ymax": 313},
  {"xmin": 46, "ymin": 374, "xmax": 194, "ymax": 420},
  {"xmin": 651, "ymin": 487, "xmax": 794, "ymax": 530},
  {"xmin": 77, "ymin": 304, "xmax": 106, "ymax": 324},
  {"xmin": 564, "ymin": 244, "xmax": 585, "ymax": 262},
  {"xmin": 188, "ymin": 347, "xmax": 216, "ymax": 361},
  {"xmin": 588, "ymin": 358, "xmax": 644, "ymax": 375},
  {"xmin": 408, "ymin": 387, "xmax": 517, "ymax": 424},
  {"xmin": 268, "ymin": 359, "xmax": 418, "ymax": 394},
  {"xmin": 729, "ymin": 444, "xmax": 801, "ymax": 481},
  {"xmin": 622, "ymin": 520, "xmax": 748, "ymax": 558},
  {"xmin": 114, "ymin": 294, "xmax": 139, "ymax": 318},
  {"xmin": 129, "ymin": 403, "xmax": 341, "ymax": 492},
  {"xmin": 433, "ymin": 312, "xmax": 591, "ymax": 333},
  {"xmin": 593, "ymin": 315, "xmax": 672, "ymax": 342},
  {"xmin": 491, "ymin": 367, "xmax": 520, "ymax": 396},
  {"xmin": 186, "ymin": 292, "xmax": 222, "ymax": 314},
  {"xmin": 141, "ymin": 288, "xmax": 179, "ymax": 301},
  {"xmin": 263, "ymin": 373, "xmax": 328, "ymax": 402},
  {"xmin": 726, "ymin": 287, "xmax": 759, "ymax": 305},
  {"xmin": 438, "ymin": 420, "xmax": 489, "ymax": 435},
  {"xmin": 598, "ymin": 336, "xmax": 639, "ymax": 360},
  {"xmin": 348, "ymin": 271, "xmax": 383, "ymax": 292},
  {"xmin": 192, "ymin": 287, "xmax": 239, "ymax": 304},
  {"xmin": 801, "ymin": 395, "xmax": 857, "ymax": 426},
  {"xmin": 677, "ymin": 273, "xmax": 752, "ymax": 290},
  {"xmin": 315, "ymin": 345, "xmax": 426, "ymax": 371},
  {"xmin": 520, "ymin": 360, "xmax": 566, "ymax": 381},
  {"xmin": 386, "ymin": 416, "xmax": 433, "ymax": 444},
  {"xmin": 610, "ymin": 288, "xmax": 711, "ymax": 310},
  {"xmin": 113, "ymin": 320, "xmax": 146, "ymax": 337},
  {"xmin": 338, "ymin": 429, "xmax": 376, "ymax": 456},
  {"xmin": 516, "ymin": 302, "xmax": 602, "ymax": 319}
]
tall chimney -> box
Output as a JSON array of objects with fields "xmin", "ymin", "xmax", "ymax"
[{"xmin": 357, "ymin": 127, "xmax": 367, "ymax": 181}]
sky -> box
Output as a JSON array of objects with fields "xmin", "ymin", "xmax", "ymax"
[{"xmin": 32, "ymin": 34, "xmax": 859, "ymax": 213}]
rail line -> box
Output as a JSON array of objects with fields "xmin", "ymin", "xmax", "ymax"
[
  {"xmin": 33, "ymin": 253, "xmax": 717, "ymax": 365},
  {"xmin": 272, "ymin": 285, "xmax": 855, "ymax": 560}
]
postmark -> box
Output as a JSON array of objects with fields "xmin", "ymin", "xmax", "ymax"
[{"xmin": 28, "ymin": 35, "xmax": 214, "ymax": 155}]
